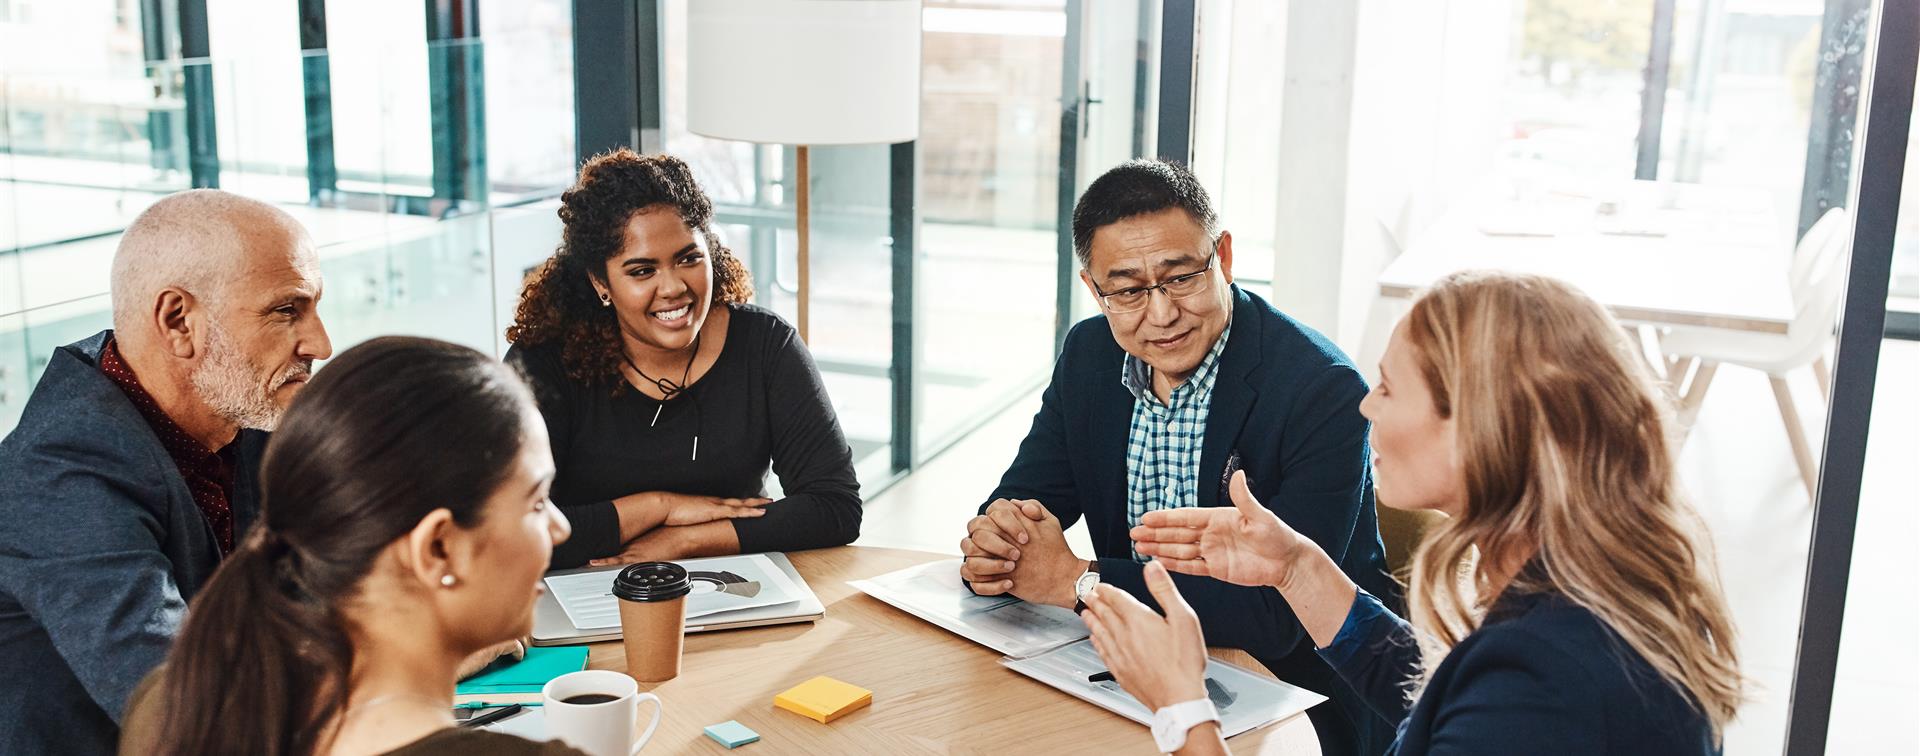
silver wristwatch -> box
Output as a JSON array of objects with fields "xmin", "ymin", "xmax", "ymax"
[{"xmin": 1071, "ymin": 560, "xmax": 1100, "ymax": 613}]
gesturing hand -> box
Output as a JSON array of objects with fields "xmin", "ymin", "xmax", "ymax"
[
  {"xmin": 1080, "ymin": 561, "xmax": 1209, "ymax": 713},
  {"xmin": 1130, "ymin": 470, "xmax": 1312, "ymax": 589}
]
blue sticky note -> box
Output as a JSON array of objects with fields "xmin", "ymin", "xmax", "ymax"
[{"xmin": 704, "ymin": 720, "xmax": 760, "ymax": 749}]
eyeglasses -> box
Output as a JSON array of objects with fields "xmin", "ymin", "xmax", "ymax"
[{"xmin": 1090, "ymin": 253, "xmax": 1216, "ymax": 314}]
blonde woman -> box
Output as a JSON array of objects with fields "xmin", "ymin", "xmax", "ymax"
[{"xmin": 1082, "ymin": 271, "xmax": 1743, "ymax": 755}]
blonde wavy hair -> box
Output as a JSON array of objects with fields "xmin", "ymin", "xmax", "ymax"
[{"xmin": 1401, "ymin": 271, "xmax": 1743, "ymax": 737}]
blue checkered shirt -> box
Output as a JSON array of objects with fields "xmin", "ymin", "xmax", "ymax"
[{"xmin": 1121, "ymin": 324, "xmax": 1232, "ymax": 561}]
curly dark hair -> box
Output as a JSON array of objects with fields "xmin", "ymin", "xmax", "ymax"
[{"xmin": 506, "ymin": 150, "xmax": 753, "ymax": 391}]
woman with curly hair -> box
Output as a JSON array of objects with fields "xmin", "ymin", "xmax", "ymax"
[{"xmin": 505, "ymin": 150, "xmax": 861, "ymax": 569}]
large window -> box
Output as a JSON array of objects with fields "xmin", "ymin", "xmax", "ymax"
[
  {"xmin": 0, "ymin": 0, "xmax": 578, "ymax": 432},
  {"xmin": 1188, "ymin": 1, "xmax": 1907, "ymax": 752}
]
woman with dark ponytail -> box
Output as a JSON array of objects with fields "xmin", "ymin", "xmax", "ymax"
[{"xmin": 117, "ymin": 336, "xmax": 584, "ymax": 756}]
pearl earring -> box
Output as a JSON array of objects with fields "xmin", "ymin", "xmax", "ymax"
[
  {"xmin": 440, "ymin": 574, "xmax": 457, "ymax": 588},
  {"xmin": 599, "ymin": 293, "xmax": 611, "ymax": 307}
]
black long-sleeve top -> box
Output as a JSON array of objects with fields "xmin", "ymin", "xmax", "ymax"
[{"xmin": 506, "ymin": 304, "xmax": 862, "ymax": 569}]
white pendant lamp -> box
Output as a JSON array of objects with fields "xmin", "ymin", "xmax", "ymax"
[{"xmin": 687, "ymin": 0, "xmax": 923, "ymax": 342}]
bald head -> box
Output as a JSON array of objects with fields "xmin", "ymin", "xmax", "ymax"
[
  {"xmin": 106, "ymin": 189, "xmax": 331, "ymax": 441},
  {"xmin": 110, "ymin": 189, "xmax": 311, "ymax": 341}
]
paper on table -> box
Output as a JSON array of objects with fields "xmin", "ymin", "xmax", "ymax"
[
  {"xmin": 849, "ymin": 558, "xmax": 1088, "ymax": 658},
  {"xmin": 480, "ymin": 707, "xmax": 549, "ymax": 741},
  {"xmin": 545, "ymin": 553, "xmax": 803, "ymax": 630},
  {"xmin": 1001, "ymin": 639, "xmax": 1326, "ymax": 738}
]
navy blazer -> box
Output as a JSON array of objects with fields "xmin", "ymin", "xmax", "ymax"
[
  {"xmin": 1322, "ymin": 588, "xmax": 1717, "ymax": 755},
  {"xmin": 0, "ymin": 331, "xmax": 266, "ymax": 756},
  {"xmin": 986, "ymin": 286, "xmax": 1398, "ymax": 755}
]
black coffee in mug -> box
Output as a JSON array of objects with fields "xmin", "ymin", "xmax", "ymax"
[{"xmin": 560, "ymin": 693, "xmax": 621, "ymax": 706}]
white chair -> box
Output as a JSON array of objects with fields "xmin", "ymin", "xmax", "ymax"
[{"xmin": 1659, "ymin": 207, "xmax": 1851, "ymax": 497}]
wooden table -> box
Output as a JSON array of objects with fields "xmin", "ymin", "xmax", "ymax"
[{"xmin": 586, "ymin": 546, "xmax": 1320, "ymax": 754}]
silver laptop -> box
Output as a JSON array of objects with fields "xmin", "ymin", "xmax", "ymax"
[{"xmin": 532, "ymin": 552, "xmax": 824, "ymax": 646}]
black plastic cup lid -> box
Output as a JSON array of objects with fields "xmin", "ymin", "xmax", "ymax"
[{"xmin": 611, "ymin": 562, "xmax": 691, "ymax": 602}]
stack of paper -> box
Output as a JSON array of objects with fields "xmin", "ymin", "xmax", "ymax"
[{"xmin": 454, "ymin": 646, "xmax": 588, "ymax": 707}]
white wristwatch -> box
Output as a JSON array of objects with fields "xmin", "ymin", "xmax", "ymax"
[{"xmin": 1150, "ymin": 698, "xmax": 1221, "ymax": 753}]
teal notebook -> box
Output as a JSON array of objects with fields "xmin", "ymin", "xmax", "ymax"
[{"xmin": 456, "ymin": 646, "xmax": 589, "ymax": 700}]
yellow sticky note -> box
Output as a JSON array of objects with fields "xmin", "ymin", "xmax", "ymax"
[{"xmin": 773, "ymin": 676, "xmax": 872, "ymax": 724}]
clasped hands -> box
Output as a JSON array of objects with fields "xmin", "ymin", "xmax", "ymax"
[{"xmin": 958, "ymin": 499, "xmax": 1086, "ymax": 608}]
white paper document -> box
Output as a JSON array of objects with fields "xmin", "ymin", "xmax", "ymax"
[
  {"xmin": 480, "ymin": 707, "xmax": 548, "ymax": 740},
  {"xmin": 1001, "ymin": 639, "xmax": 1327, "ymax": 738},
  {"xmin": 850, "ymin": 558, "xmax": 1088, "ymax": 658},
  {"xmin": 854, "ymin": 558, "xmax": 1326, "ymax": 738},
  {"xmin": 544, "ymin": 554, "xmax": 803, "ymax": 630}
]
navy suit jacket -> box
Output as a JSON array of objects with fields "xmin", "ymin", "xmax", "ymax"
[
  {"xmin": 1323, "ymin": 588, "xmax": 1716, "ymax": 755},
  {"xmin": 986, "ymin": 286, "xmax": 1398, "ymax": 755},
  {"xmin": 0, "ymin": 331, "xmax": 266, "ymax": 756}
]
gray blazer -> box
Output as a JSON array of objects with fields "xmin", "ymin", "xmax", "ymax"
[{"xmin": 0, "ymin": 330, "xmax": 265, "ymax": 756}]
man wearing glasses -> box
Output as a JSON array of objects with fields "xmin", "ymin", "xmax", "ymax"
[{"xmin": 959, "ymin": 159, "xmax": 1395, "ymax": 756}]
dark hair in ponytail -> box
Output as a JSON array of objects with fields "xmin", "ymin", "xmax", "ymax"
[{"xmin": 154, "ymin": 336, "xmax": 537, "ymax": 756}]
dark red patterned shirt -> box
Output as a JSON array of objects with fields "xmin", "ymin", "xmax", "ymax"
[{"xmin": 98, "ymin": 337, "xmax": 238, "ymax": 553}]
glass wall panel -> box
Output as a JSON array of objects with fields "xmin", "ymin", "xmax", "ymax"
[
  {"xmin": 2, "ymin": 71, "xmax": 21, "ymax": 319},
  {"xmin": 488, "ymin": 199, "xmax": 564, "ymax": 355},
  {"xmin": 1069, "ymin": 0, "xmax": 1158, "ymax": 327},
  {"xmin": 206, "ymin": 0, "xmax": 308, "ymax": 203},
  {"xmin": 481, "ymin": 1, "xmax": 575, "ymax": 199},
  {"xmin": 20, "ymin": 294, "xmax": 113, "ymax": 385},
  {"xmin": 1191, "ymin": 0, "xmax": 1283, "ymax": 285},
  {"xmin": 0, "ymin": 1, "xmax": 183, "ymax": 193},
  {"xmin": 2, "ymin": 69, "xmax": 24, "ymax": 432},
  {"xmin": 1661, "ymin": 1, "xmax": 1825, "ymax": 222},
  {"xmin": 0, "ymin": 312, "xmax": 25, "ymax": 433},
  {"xmin": 0, "ymin": 8, "xmax": 577, "ymax": 439},
  {"xmin": 314, "ymin": 209, "xmax": 497, "ymax": 356},
  {"xmin": 917, "ymin": 0, "xmax": 1064, "ymax": 453},
  {"xmin": 326, "ymin": 0, "xmax": 434, "ymax": 194}
]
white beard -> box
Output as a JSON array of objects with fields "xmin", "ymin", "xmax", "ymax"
[{"xmin": 191, "ymin": 320, "xmax": 299, "ymax": 431}]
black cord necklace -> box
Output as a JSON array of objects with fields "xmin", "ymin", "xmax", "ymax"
[{"xmin": 621, "ymin": 333, "xmax": 705, "ymax": 460}]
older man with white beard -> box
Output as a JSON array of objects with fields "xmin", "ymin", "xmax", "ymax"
[{"xmin": 0, "ymin": 189, "xmax": 330, "ymax": 756}]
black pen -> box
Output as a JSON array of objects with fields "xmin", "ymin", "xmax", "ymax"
[
  {"xmin": 458, "ymin": 704, "xmax": 525, "ymax": 729},
  {"xmin": 1087, "ymin": 671, "xmax": 1115, "ymax": 683}
]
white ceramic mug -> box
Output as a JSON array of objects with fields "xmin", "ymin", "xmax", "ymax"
[{"xmin": 542, "ymin": 670, "xmax": 664, "ymax": 756}]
